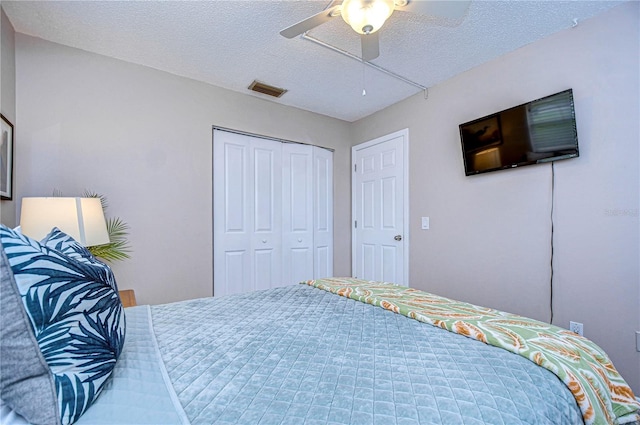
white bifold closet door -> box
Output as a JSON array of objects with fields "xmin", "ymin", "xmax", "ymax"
[{"xmin": 213, "ymin": 129, "xmax": 333, "ymax": 297}]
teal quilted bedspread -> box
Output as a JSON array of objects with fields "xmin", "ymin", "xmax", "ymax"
[{"xmin": 150, "ymin": 284, "xmax": 584, "ymax": 424}]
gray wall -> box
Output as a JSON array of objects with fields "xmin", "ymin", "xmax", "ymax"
[
  {"xmin": 0, "ymin": 7, "xmax": 16, "ymax": 226},
  {"xmin": 350, "ymin": 3, "xmax": 639, "ymax": 393},
  {"xmin": 14, "ymin": 34, "xmax": 353, "ymax": 306}
]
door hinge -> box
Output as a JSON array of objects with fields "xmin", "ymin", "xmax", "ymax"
[
  {"xmin": 354, "ymin": 220, "xmax": 357, "ymax": 228},
  {"xmin": 354, "ymin": 163, "xmax": 357, "ymax": 172}
]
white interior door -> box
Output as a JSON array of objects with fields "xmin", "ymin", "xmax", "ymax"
[
  {"xmin": 352, "ymin": 129, "xmax": 409, "ymax": 285},
  {"xmin": 282, "ymin": 143, "xmax": 314, "ymax": 285},
  {"xmin": 213, "ymin": 130, "xmax": 282, "ymax": 296}
]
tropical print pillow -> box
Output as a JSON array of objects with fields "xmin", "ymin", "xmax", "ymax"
[
  {"xmin": 42, "ymin": 227, "xmax": 104, "ymax": 266},
  {"xmin": 0, "ymin": 225, "xmax": 125, "ymax": 425},
  {"xmin": 0, "ymin": 243, "xmax": 59, "ymax": 425}
]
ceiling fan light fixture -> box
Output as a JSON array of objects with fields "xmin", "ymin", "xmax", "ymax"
[{"xmin": 341, "ymin": 0, "xmax": 395, "ymax": 35}]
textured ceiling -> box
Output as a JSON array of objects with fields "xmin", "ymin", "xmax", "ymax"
[{"xmin": 1, "ymin": 0, "xmax": 625, "ymax": 122}]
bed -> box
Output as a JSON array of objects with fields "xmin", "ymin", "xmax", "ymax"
[{"xmin": 1, "ymin": 224, "xmax": 639, "ymax": 425}]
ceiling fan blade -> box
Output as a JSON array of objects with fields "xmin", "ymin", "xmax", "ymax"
[
  {"xmin": 280, "ymin": 5, "xmax": 342, "ymax": 39},
  {"xmin": 361, "ymin": 32, "xmax": 380, "ymax": 61},
  {"xmin": 396, "ymin": 0, "xmax": 471, "ymax": 20}
]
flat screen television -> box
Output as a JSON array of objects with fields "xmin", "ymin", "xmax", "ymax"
[{"xmin": 459, "ymin": 89, "xmax": 579, "ymax": 176}]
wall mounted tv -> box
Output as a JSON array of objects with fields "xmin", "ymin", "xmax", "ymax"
[{"xmin": 459, "ymin": 89, "xmax": 579, "ymax": 176}]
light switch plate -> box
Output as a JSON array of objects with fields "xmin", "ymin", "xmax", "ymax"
[{"xmin": 421, "ymin": 217, "xmax": 429, "ymax": 230}]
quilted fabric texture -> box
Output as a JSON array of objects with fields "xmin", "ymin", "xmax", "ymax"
[
  {"xmin": 77, "ymin": 306, "xmax": 189, "ymax": 425},
  {"xmin": 151, "ymin": 284, "xmax": 583, "ymax": 425},
  {"xmin": 0, "ymin": 225, "xmax": 125, "ymax": 425},
  {"xmin": 304, "ymin": 278, "xmax": 640, "ymax": 425}
]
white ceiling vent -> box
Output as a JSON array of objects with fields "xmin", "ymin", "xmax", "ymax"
[{"xmin": 248, "ymin": 80, "xmax": 287, "ymax": 98}]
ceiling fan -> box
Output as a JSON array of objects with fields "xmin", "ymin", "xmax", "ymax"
[{"xmin": 280, "ymin": 0, "xmax": 471, "ymax": 61}]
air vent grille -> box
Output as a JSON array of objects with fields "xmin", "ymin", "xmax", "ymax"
[{"xmin": 248, "ymin": 80, "xmax": 287, "ymax": 98}]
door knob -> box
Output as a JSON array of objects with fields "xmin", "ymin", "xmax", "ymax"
[
  {"xmin": 394, "ymin": 235, "xmax": 402, "ymax": 241},
  {"xmin": 262, "ymin": 239, "xmax": 267, "ymax": 243}
]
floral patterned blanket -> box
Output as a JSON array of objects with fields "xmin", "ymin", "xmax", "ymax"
[{"xmin": 303, "ymin": 278, "xmax": 640, "ymax": 425}]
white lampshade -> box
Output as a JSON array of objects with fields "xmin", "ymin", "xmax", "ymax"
[
  {"xmin": 20, "ymin": 197, "xmax": 110, "ymax": 247},
  {"xmin": 341, "ymin": 0, "xmax": 395, "ymax": 34}
]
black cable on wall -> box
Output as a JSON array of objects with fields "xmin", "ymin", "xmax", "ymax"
[{"xmin": 550, "ymin": 162, "xmax": 555, "ymax": 324}]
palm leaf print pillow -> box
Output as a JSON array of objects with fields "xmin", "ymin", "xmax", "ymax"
[{"xmin": 0, "ymin": 225, "xmax": 125, "ymax": 425}]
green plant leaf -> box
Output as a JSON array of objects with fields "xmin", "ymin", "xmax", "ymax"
[
  {"xmin": 82, "ymin": 190, "xmax": 109, "ymax": 211},
  {"xmin": 83, "ymin": 193, "xmax": 131, "ymax": 263}
]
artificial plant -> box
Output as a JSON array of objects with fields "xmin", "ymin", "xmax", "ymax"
[{"xmin": 82, "ymin": 190, "xmax": 132, "ymax": 263}]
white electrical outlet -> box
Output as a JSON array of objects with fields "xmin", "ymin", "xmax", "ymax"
[{"xmin": 569, "ymin": 321, "xmax": 583, "ymax": 336}]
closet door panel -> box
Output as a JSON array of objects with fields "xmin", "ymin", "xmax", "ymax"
[
  {"xmin": 224, "ymin": 144, "xmax": 246, "ymax": 233},
  {"xmin": 224, "ymin": 250, "xmax": 249, "ymax": 295},
  {"xmin": 254, "ymin": 249, "xmax": 275, "ymax": 291},
  {"xmin": 282, "ymin": 144, "xmax": 314, "ymax": 286},
  {"xmin": 253, "ymin": 147, "xmax": 276, "ymax": 232},
  {"xmin": 214, "ymin": 131, "xmax": 252, "ymax": 296},
  {"xmin": 250, "ymin": 140, "xmax": 282, "ymax": 290},
  {"xmin": 313, "ymin": 146, "xmax": 333, "ymax": 279},
  {"xmin": 290, "ymin": 247, "xmax": 312, "ymax": 285}
]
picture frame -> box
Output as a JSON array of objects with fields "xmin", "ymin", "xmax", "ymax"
[{"xmin": 1, "ymin": 114, "xmax": 14, "ymax": 200}]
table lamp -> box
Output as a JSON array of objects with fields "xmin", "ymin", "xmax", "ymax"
[{"xmin": 20, "ymin": 197, "xmax": 110, "ymax": 247}]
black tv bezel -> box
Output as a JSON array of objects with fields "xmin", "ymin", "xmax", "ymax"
[{"xmin": 459, "ymin": 89, "xmax": 579, "ymax": 176}]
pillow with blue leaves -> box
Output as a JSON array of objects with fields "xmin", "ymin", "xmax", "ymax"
[
  {"xmin": 0, "ymin": 225, "xmax": 125, "ymax": 425},
  {"xmin": 41, "ymin": 227, "xmax": 108, "ymax": 267}
]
